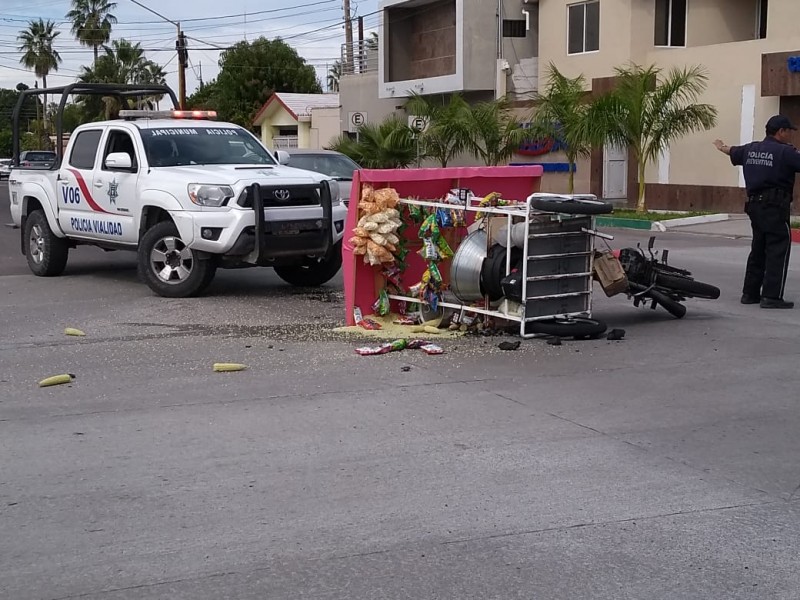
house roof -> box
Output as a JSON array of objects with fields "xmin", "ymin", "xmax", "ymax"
[{"xmin": 252, "ymin": 92, "xmax": 340, "ymax": 125}]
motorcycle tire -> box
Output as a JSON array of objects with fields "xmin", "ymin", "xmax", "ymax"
[
  {"xmin": 655, "ymin": 273, "xmax": 720, "ymax": 299},
  {"xmin": 649, "ymin": 288, "xmax": 687, "ymax": 319},
  {"xmin": 530, "ymin": 196, "xmax": 614, "ymax": 215},
  {"xmin": 525, "ymin": 317, "xmax": 607, "ymax": 339}
]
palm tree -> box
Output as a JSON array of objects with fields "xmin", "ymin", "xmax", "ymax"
[
  {"xmin": 528, "ymin": 63, "xmax": 596, "ymax": 193},
  {"xmin": 18, "ymin": 19, "xmax": 62, "ymax": 138},
  {"xmin": 17, "ymin": 19, "xmax": 62, "ymax": 90},
  {"xmin": 66, "ymin": 0, "xmax": 117, "ymax": 66},
  {"xmin": 404, "ymin": 92, "xmax": 471, "ymax": 167},
  {"xmin": 78, "ymin": 39, "xmax": 166, "ymax": 118},
  {"xmin": 589, "ymin": 63, "xmax": 718, "ymax": 213},
  {"xmin": 329, "ymin": 115, "xmax": 417, "ymax": 168},
  {"xmin": 465, "ymin": 98, "xmax": 528, "ymax": 166},
  {"xmin": 328, "ymin": 61, "xmax": 341, "ymax": 92}
]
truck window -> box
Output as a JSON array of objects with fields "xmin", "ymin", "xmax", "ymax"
[
  {"xmin": 103, "ymin": 129, "xmax": 138, "ymax": 170},
  {"xmin": 69, "ymin": 130, "xmax": 103, "ymax": 170}
]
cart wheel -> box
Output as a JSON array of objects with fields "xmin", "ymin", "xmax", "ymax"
[{"xmin": 525, "ymin": 317, "xmax": 607, "ymax": 339}]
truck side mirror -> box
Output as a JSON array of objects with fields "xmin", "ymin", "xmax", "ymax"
[
  {"xmin": 105, "ymin": 152, "xmax": 133, "ymax": 171},
  {"xmin": 275, "ymin": 150, "xmax": 290, "ymax": 165}
]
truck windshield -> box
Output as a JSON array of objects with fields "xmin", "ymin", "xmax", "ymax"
[{"xmin": 140, "ymin": 126, "xmax": 276, "ymax": 167}]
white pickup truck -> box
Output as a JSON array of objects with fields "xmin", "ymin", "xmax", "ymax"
[{"xmin": 8, "ymin": 92, "xmax": 348, "ymax": 298}]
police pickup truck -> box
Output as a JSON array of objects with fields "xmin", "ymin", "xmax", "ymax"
[{"xmin": 7, "ymin": 84, "xmax": 347, "ymax": 297}]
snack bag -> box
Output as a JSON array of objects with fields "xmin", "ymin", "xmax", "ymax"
[
  {"xmin": 436, "ymin": 208, "xmax": 454, "ymax": 228},
  {"xmin": 372, "ymin": 289, "xmax": 391, "ymax": 316},
  {"xmin": 420, "ymin": 344, "xmax": 445, "ymax": 355}
]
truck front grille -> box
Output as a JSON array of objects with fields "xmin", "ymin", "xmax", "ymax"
[{"xmin": 238, "ymin": 184, "xmax": 321, "ymax": 208}]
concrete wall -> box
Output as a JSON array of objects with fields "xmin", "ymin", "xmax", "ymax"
[
  {"xmin": 339, "ymin": 72, "xmax": 405, "ymax": 129},
  {"xmin": 310, "ymin": 107, "xmax": 342, "ymax": 149}
]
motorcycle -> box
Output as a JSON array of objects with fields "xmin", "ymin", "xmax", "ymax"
[{"xmin": 610, "ymin": 236, "xmax": 721, "ymax": 319}]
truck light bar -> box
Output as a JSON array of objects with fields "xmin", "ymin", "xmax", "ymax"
[{"xmin": 118, "ymin": 109, "xmax": 218, "ymax": 120}]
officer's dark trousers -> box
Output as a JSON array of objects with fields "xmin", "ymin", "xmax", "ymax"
[{"xmin": 743, "ymin": 194, "xmax": 792, "ymax": 299}]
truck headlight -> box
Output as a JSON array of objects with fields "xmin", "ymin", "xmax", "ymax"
[
  {"xmin": 328, "ymin": 180, "xmax": 342, "ymax": 205},
  {"xmin": 188, "ymin": 184, "xmax": 234, "ymax": 207}
]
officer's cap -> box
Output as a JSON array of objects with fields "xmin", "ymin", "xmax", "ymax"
[{"xmin": 766, "ymin": 115, "xmax": 797, "ymax": 131}]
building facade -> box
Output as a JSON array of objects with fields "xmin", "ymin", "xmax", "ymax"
[
  {"xmin": 339, "ymin": 0, "xmax": 800, "ymax": 209},
  {"xmin": 252, "ymin": 93, "xmax": 341, "ymax": 150}
]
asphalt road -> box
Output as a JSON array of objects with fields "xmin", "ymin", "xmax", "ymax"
[{"xmin": 2, "ymin": 186, "xmax": 800, "ymax": 600}]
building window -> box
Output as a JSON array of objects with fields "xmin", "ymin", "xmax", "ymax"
[
  {"xmin": 503, "ymin": 19, "xmax": 527, "ymax": 38},
  {"xmin": 655, "ymin": 0, "xmax": 687, "ymax": 47},
  {"xmin": 567, "ymin": 1, "xmax": 599, "ymax": 55},
  {"xmin": 756, "ymin": 0, "xmax": 768, "ymax": 39}
]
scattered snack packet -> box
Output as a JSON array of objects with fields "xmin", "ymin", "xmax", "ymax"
[
  {"xmin": 419, "ymin": 344, "xmax": 445, "ymax": 355},
  {"xmin": 393, "ymin": 316, "xmax": 418, "ymax": 325},
  {"xmin": 354, "ymin": 344, "xmax": 392, "ymax": 356},
  {"xmin": 372, "ymin": 289, "xmax": 391, "ymax": 316}
]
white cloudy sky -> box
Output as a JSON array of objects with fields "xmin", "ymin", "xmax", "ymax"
[{"xmin": 0, "ymin": 0, "xmax": 380, "ymax": 95}]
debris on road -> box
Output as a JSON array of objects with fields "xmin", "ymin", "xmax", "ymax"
[
  {"xmin": 497, "ymin": 340, "xmax": 521, "ymax": 351},
  {"xmin": 38, "ymin": 374, "xmax": 75, "ymax": 387},
  {"xmin": 212, "ymin": 363, "xmax": 248, "ymax": 372},
  {"xmin": 607, "ymin": 328, "xmax": 626, "ymax": 341},
  {"xmin": 546, "ymin": 337, "xmax": 562, "ymax": 346},
  {"xmin": 355, "ymin": 338, "xmax": 445, "ymax": 356},
  {"xmin": 64, "ymin": 328, "xmax": 86, "ymax": 337}
]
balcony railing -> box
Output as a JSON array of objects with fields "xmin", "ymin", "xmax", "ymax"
[
  {"xmin": 340, "ymin": 40, "xmax": 378, "ymax": 75},
  {"xmin": 273, "ymin": 136, "xmax": 299, "ymax": 149}
]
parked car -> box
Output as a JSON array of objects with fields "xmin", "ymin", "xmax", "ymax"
[
  {"xmin": 19, "ymin": 150, "xmax": 57, "ymax": 169},
  {"xmin": 275, "ymin": 149, "xmax": 361, "ymax": 205},
  {"xmin": 0, "ymin": 159, "xmax": 11, "ymax": 179}
]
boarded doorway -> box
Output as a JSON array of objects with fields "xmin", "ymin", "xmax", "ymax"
[{"xmin": 603, "ymin": 143, "xmax": 628, "ymax": 200}]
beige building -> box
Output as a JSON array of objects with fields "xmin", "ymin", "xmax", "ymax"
[
  {"xmin": 252, "ymin": 93, "xmax": 341, "ymax": 150},
  {"xmin": 339, "ymin": 0, "xmax": 800, "ymax": 210}
]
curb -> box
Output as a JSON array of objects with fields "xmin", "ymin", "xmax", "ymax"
[
  {"xmin": 650, "ymin": 213, "xmax": 730, "ymax": 231},
  {"xmin": 595, "ymin": 217, "xmax": 652, "ymax": 230}
]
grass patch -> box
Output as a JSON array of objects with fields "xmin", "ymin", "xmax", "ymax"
[
  {"xmin": 792, "ymin": 220, "xmax": 800, "ymax": 229},
  {"xmin": 609, "ymin": 209, "xmax": 714, "ymax": 221}
]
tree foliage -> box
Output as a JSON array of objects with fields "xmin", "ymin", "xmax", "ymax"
[
  {"xmin": 77, "ymin": 39, "xmax": 167, "ymax": 119},
  {"xmin": 17, "ymin": 19, "xmax": 62, "ymax": 88},
  {"xmin": 329, "ymin": 116, "xmax": 417, "ymax": 169},
  {"xmin": 188, "ymin": 37, "xmax": 323, "ymax": 127},
  {"xmin": 589, "ymin": 63, "xmax": 718, "ymax": 212},
  {"xmin": 404, "ymin": 92, "xmax": 471, "ymax": 167},
  {"xmin": 528, "ymin": 63, "xmax": 595, "ymax": 193},
  {"xmin": 464, "ymin": 99, "xmax": 528, "ymax": 166},
  {"xmin": 66, "ymin": 0, "xmax": 117, "ymax": 66}
]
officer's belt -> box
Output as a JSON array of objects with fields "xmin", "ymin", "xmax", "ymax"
[{"xmin": 748, "ymin": 188, "xmax": 791, "ymax": 202}]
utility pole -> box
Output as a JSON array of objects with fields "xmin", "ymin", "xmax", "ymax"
[
  {"xmin": 130, "ymin": 0, "xmax": 186, "ymax": 109},
  {"xmin": 358, "ymin": 16, "xmax": 364, "ymax": 73},
  {"xmin": 198, "ymin": 61, "xmax": 204, "ymax": 89},
  {"xmin": 343, "ymin": 0, "xmax": 354, "ymax": 74},
  {"xmin": 176, "ymin": 27, "xmax": 188, "ymax": 109}
]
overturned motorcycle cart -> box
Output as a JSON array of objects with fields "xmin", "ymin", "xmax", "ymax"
[{"xmin": 342, "ymin": 166, "xmax": 612, "ymax": 338}]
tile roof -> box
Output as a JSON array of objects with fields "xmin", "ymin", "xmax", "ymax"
[{"xmin": 253, "ymin": 92, "xmax": 340, "ymax": 124}]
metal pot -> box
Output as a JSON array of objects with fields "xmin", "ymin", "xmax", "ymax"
[{"xmin": 449, "ymin": 229, "xmax": 487, "ymax": 303}]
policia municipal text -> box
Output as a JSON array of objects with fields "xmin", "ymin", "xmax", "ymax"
[{"xmin": 714, "ymin": 115, "xmax": 799, "ymax": 309}]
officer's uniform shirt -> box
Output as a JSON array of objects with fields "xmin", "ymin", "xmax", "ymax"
[{"xmin": 729, "ymin": 137, "xmax": 800, "ymax": 196}]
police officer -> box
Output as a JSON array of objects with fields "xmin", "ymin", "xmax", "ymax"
[{"xmin": 713, "ymin": 115, "xmax": 800, "ymax": 309}]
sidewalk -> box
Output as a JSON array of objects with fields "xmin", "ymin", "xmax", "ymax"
[{"xmin": 667, "ymin": 214, "xmax": 753, "ymax": 239}]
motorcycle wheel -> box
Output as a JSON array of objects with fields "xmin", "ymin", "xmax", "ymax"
[{"xmin": 655, "ymin": 273, "xmax": 720, "ymax": 299}]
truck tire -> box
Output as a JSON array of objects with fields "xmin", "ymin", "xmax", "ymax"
[
  {"xmin": 24, "ymin": 210, "xmax": 69, "ymax": 276},
  {"xmin": 138, "ymin": 221, "xmax": 215, "ymax": 298},
  {"xmin": 274, "ymin": 241, "xmax": 343, "ymax": 287}
]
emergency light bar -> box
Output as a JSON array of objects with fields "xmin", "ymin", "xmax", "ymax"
[{"xmin": 118, "ymin": 109, "xmax": 218, "ymax": 120}]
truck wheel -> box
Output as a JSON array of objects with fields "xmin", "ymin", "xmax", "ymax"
[
  {"xmin": 274, "ymin": 241, "xmax": 342, "ymax": 287},
  {"xmin": 24, "ymin": 210, "xmax": 69, "ymax": 276},
  {"xmin": 138, "ymin": 221, "xmax": 215, "ymax": 298}
]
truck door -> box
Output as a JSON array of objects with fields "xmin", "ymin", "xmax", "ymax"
[
  {"xmin": 58, "ymin": 128, "xmax": 115, "ymax": 241},
  {"xmin": 91, "ymin": 128, "xmax": 140, "ymax": 244}
]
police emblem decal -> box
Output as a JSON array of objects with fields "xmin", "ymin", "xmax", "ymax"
[{"xmin": 107, "ymin": 179, "xmax": 119, "ymax": 205}]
